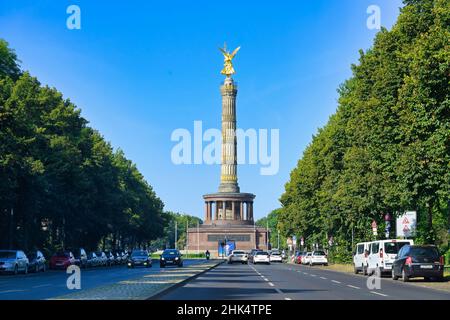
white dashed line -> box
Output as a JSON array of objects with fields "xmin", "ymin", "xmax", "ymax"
[
  {"xmin": 331, "ymin": 280, "xmax": 341, "ymax": 284},
  {"xmin": 268, "ymin": 282, "xmax": 275, "ymax": 287},
  {"xmin": 32, "ymin": 284, "xmax": 51, "ymax": 288},
  {"xmin": 320, "ymin": 277, "xmax": 327, "ymax": 280},
  {"xmin": 263, "ymin": 278, "xmax": 269, "ymax": 282},
  {"xmin": 310, "ymin": 274, "xmax": 317, "ymax": 277},
  {"xmin": 347, "ymin": 285, "xmax": 360, "ymax": 289},
  {"xmin": 275, "ymin": 288, "xmax": 283, "ymax": 294},
  {"xmin": 285, "ymin": 297, "xmax": 292, "ymax": 300},
  {"xmin": 370, "ymin": 291, "xmax": 388, "ymax": 297}
]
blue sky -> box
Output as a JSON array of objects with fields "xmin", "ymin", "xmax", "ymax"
[{"xmin": 0, "ymin": 0, "xmax": 404, "ymax": 221}]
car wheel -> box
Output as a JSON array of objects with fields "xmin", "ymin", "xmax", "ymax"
[
  {"xmin": 13, "ymin": 265, "xmax": 18, "ymax": 275},
  {"xmin": 42, "ymin": 264, "xmax": 46, "ymax": 272},
  {"xmin": 354, "ymin": 265, "xmax": 359, "ymax": 274},
  {"xmin": 35, "ymin": 265, "xmax": 39, "ymax": 273},
  {"xmin": 401, "ymin": 269, "xmax": 409, "ymax": 282},
  {"xmin": 362, "ymin": 265, "xmax": 368, "ymax": 276},
  {"xmin": 424, "ymin": 277, "xmax": 431, "ymax": 282},
  {"xmin": 24, "ymin": 264, "xmax": 28, "ymax": 274},
  {"xmin": 160, "ymin": 264, "xmax": 165, "ymax": 268},
  {"xmin": 391, "ymin": 269, "xmax": 398, "ymax": 280}
]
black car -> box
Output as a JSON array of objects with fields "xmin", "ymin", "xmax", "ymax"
[
  {"xmin": 160, "ymin": 249, "xmax": 183, "ymax": 268},
  {"xmin": 72, "ymin": 248, "xmax": 88, "ymax": 269},
  {"xmin": 127, "ymin": 250, "xmax": 152, "ymax": 268},
  {"xmin": 27, "ymin": 250, "xmax": 46, "ymax": 273},
  {"xmin": 392, "ymin": 245, "xmax": 444, "ymax": 282}
]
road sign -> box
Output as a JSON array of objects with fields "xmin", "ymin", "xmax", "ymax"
[
  {"xmin": 372, "ymin": 220, "xmax": 378, "ymax": 236},
  {"xmin": 396, "ymin": 211, "xmax": 417, "ymax": 238}
]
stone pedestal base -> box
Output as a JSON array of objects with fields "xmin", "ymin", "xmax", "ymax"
[{"xmin": 186, "ymin": 224, "xmax": 269, "ymax": 258}]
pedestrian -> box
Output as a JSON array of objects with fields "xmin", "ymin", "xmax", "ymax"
[{"xmin": 205, "ymin": 250, "xmax": 210, "ymax": 260}]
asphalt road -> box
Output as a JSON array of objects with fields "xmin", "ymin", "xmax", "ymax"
[
  {"xmin": 0, "ymin": 259, "xmax": 205, "ymax": 300},
  {"xmin": 161, "ymin": 262, "xmax": 450, "ymax": 300}
]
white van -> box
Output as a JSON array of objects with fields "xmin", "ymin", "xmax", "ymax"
[
  {"xmin": 353, "ymin": 242, "xmax": 370, "ymax": 275},
  {"xmin": 367, "ymin": 239, "xmax": 414, "ymax": 275}
]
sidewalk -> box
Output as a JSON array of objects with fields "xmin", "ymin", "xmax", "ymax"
[{"xmin": 52, "ymin": 260, "xmax": 222, "ymax": 300}]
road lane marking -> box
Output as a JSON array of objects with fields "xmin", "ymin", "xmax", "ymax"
[
  {"xmin": 275, "ymin": 288, "xmax": 283, "ymax": 294},
  {"xmin": 320, "ymin": 277, "xmax": 327, "ymax": 280},
  {"xmin": 347, "ymin": 285, "xmax": 360, "ymax": 289},
  {"xmin": 263, "ymin": 278, "xmax": 269, "ymax": 282},
  {"xmin": 268, "ymin": 282, "xmax": 275, "ymax": 287},
  {"xmin": 285, "ymin": 297, "xmax": 292, "ymax": 300},
  {"xmin": 0, "ymin": 289, "xmax": 26, "ymax": 294},
  {"xmin": 32, "ymin": 284, "xmax": 51, "ymax": 288},
  {"xmin": 331, "ymin": 280, "xmax": 341, "ymax": 284},
  {"xmin": 310, "ymin": 274, "xmax": 317, "ymax": 277},
  {"xmin": 370, "ymin": 291, "xmax": 388, "ymax": 297}
]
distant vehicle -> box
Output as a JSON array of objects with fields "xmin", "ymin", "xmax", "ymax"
[
  {"xmin": 309, "ymin": 250, "xmax": 328, "ymax": 266},
  {"xmin": 367, "ymin": 239, "xmax": 413, "ymax": 275},
  {"xmin": 269, "ymin": 251, "xmax": 283, "ymax": 263},
  {"xmin": 252, "ymin": 251, "xmax": 270, "ymax": 265},
  {"xmin": 27, "ymin": 250, "xmax": 46, "ymax": 273},
  {"xmin": 96, "ymin": 252, "xmax": 108, "ymax": 266},
  {"xmin": 128, "ymin": 250, "xmax": 152, "ymax": 268},
  {"xmin": 112, "ymin": 252, "xmax": 122, "ymax": 265},
  {"xmin": 159, "ymin": 249, "xmax": 183, "ymax": 268},
  {"xmin": 49, "ymin": 251, "xmax": 75, "ymax": 270},
  {"xmin": 228, "ymin": 250, "xmax": 248, "ymax": 264},
  {"xmin": 0, "ymin": 250, "xmax": 29, "ymax": 274},
  {"xmin": 301, "ymin": 252, "xmax": 312, "ymax": 265},
  {"xmin": 392, "ymin": 245, "xmax": 444, "ymax": 282},
  {"xmin": 281, "ymin": 250, "xmax": 287, "ymax": 260},
  {"xmin": 353, "ymin": 242, "xmax": 370, "ymax": 275},
  {"xmin": 86, "ymin": 252, "xmax": 99, "ymax": 268},
  {"xmin": 248, "ymin": 249, "xmax": 259, "ymax": 264},
  {"xmin": 71, "ymin": 248, "xmax": 88, "ymax": 269},
  {"xmin": 105, "ymin": 252, "xmax": 115, "ymax": 266},
  {"xmin": 294, "ymin": 252, "xmax": 305, "ymax": 264}
]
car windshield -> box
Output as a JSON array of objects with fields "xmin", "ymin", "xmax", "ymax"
[
  {"xmin": 257, "ymin": 252, "xmax": 268, "ymax": 256},
  {"xmin": 0, "ymin": 251, "xmax": 16, "ymax": 259},
  {"xmin": 132, "ymin": 251, "xmax": 148, "ymax": 257},
  {"xmin": 271, "ymin": 252, "xmax": 281, "ymax": 255},
  {"xmin": 384, "ymin": 242, "xmax": 410, "ymax": 254},
  {"xmin": 163, "ymin": 250, "xmax": 178, "ymax": 255},
  {"xmin": 410, "ymin": 247, "xmax": 439, "ymax": 259},
  {"xmin": 314, "ymin": 251, "xmax": 326, "ymax": 256}
]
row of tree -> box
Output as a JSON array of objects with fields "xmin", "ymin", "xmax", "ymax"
[
  {"xmin": 277, "ymin": 0, "xmax": 449, "ymax": 259},
  {"xmin": 0, "ymin": 39, "xmax": 166, "ymax": 255}
]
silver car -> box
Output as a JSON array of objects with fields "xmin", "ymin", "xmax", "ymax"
[{"xmin": 0, "ymin": 250, "xmax": 29, "ymax": 274}]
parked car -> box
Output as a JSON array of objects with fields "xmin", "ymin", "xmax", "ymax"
[
  {"xmin": 86, "ymin": 252, "xmax": 99, "ymax": 268},
  {"xmin": 112, "ymin": 252, "xmax": 122, "ymax": 265},
  {"xmin": 353, "ymin": 242, "xmax": 370, "ymax": 275},
  {"xmin": 269, "ymin": 250, "xmax": 283, "ymax": 263},
  {"xmin": 367, "ymin": 239, "xmax": 413, "ymax": 275},
  {"xmin": 105, "ymin": 252, "xmax": 115, "ymax": 266},
  {"xmin": 71, "ymin": 248, "xmax": 88, "ymax": 269},
  {"xmin": 228, "ymin": 250, "xmax": 248, "ymax": 264},
  {"xmin": 95, "ymin": 251, "xmax": 107, "ymax": 266},
  {"xmin": 294, "ymin": 251, "xmax": 306, "ymax": 264},
  {"xmin": 49, "ymin": 251, "xmax": 75, "ymax": 270},
  {"xmin": 392, "ymin": 245, "xmax": 444, "ymax": 282},
  {"xmin": 252, "ymin": 251, "xmax": 270, "ymax": 264},
  {"xmin": 0, "ymin": 250, "xmax": 29, "ymax": 274},
  {"xmin": 309, "ymin": 250, "xmax": 328, "ymax": 266},
  {"xmin": 127, "ymin": 250, "xmax": 152, "ymax": 268},
  {"xmin": 27, "ymin": 250, "xmax": 46, "ymax": 273},
  {"xmin": 159, "ymin": 249, "xmax": 183, "ymax": 268},
  {"xmin": 301, "ymin": 252, "xmax": 312, "ymax": 265}
]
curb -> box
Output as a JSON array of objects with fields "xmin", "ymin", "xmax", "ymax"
[{"xmin": 147, "ymin": 260, "xmax": 224, "ymax": 300}]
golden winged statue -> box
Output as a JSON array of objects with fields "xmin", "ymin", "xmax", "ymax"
[{"xmin": 219, "ymin": 43, "xmax": 240, "ymax": 77}]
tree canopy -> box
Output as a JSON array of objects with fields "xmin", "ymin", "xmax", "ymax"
[
  {"xmin": 278, "ymin": 0, "xmax": 449, "ymax": 255},
  {"xmin": 0, "ymin": 39, "xmax": 166, "ymax": 254}
]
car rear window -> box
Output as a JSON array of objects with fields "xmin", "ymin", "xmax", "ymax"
[
  {"xmin": 257, "ymin": 252, "xmax": 269, "ymax": 255},
  {"xmin": 384, "ymin": 242, "xmax": 410, "ymax": 254},
  {"xmin": 233, "ymin": 251, "xmax": 245, "ymax": 254},
  {"xmin": 410, "ymin": 247, "xmax": 439, "ymax": 259},
  {"xmin": 313, "ymin": 251, "xmax": 326, "ymax": 256}
]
